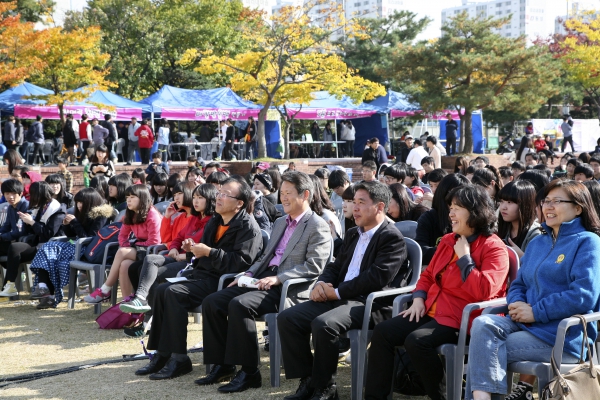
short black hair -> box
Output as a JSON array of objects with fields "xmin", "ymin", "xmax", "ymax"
[
  {"xmin": 475, "ymin": 155, "xmax": 489, "ymax": 165},
  {"xmin": 314, "ymin": 168, "xmax": 330, "ymax": 180},
  {"xmin": 590, "ymin": 156, "xmax": 600, "ymax": 165},
  {"xmin": 421, "ymin": 156, "xmax": 435, "ymax": 167},
  {"xmin": 525, "ymin": 152, "xmax": 539, "ymax": 161},
  {"xmin": 447, "ymin": 185, "xmax": 497, "ymax": 236},
  {"xmin": 152, "ymin": 152, "xmax": 161, "ymax": 159},
  {"xmin": 171, "ymin": 181, "xmax": 195, "ymax": 208},
  {"xmin": 567, "ymin": 158, "xmax": 582, "ymax": 168},
  {"xmin": 187, "ymin": 155, "xmax": 198, "ymax": 162},
  {"xmin": 426, "ymin": 136, "xmax": 438, "ymax": 145},
  {"xmin": 498, "ymin": 166, "xmax": 513, "ymax": 179},
  {"xmin": 328, "ymin": 169, "xmax": 351, "ymax": 189},
  {"xmin": 29, "ymin": 181, "xmax": 54, "ymax": 209},
  {"xmin": 413, "ymin": 139, "xmax": 422, "ymax": 146},
  {"xmin": 574, "ymin": 164, "xmax": 594, "ymax": 179},
  {"xmin": 516, "ymin": 170, "xmax": 550, "ymax": 192},
  {"xmin": 56, "ymin": 157, "xmax": 67, "ymax": 165},
  {"xmin": 45, "ymin": 173, "xmax": 68, "ymax": 199},
  {"xmin": 281, "ymin": 171, "xmax": 313, "ymax": 200},
  {"xmin": 224, "ymin": 175, "xmax": 253, "ymax": 214},
  {"xmin": 383, "ymin": 165, "xmax": 406, "ymax": 181},
  {"xmin": 206, "ymin": 171, "xmax": 229, "ymax": 186},
  {"xmin": 353, "ymin": 180, "xmax": 392, "ymax": 213},
  {"xmin": 107, "ymin": 173, "xmax": 132, "ymax": 204},
  {"xmin": 511, "ymin": 161, "xmax": 525, "ymax": 171},
  {"xmin": 362, "ymin": 160, "xmax": 377, "ymax": 171},
  {"xmin": 341, "ymin": 184, "xmax": 357, "ymax": 201},
  {"xmin": 427, "ymin": 168, "xmax": 448, "ymax": 183},
  {"xmin": 1, "ymin": 179, "xmax": 23, "ymax": 195}
]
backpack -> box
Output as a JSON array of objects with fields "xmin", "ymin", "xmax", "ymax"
[
  {"xmin": 393, "ymin": 347, "xmax": 427, "ymax": 396},
  {"xmin": 82, "ymin": 222, "xmax": 122, "ymax": 264}
]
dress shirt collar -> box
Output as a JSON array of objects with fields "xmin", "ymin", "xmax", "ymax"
[
  {"xmin": 286, "ymin": 209, "xmax": 309, "ymax": 227},
  {"xmin": 357, "ymin": 219, "xmax": 384, "ymax": 239}
]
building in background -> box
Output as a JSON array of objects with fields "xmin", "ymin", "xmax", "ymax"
[
  {"xmin": 554, "ymin": 1, "xmax": 599, "ymax": 36},
  {"xmin": 441, "ymin": 0, "xmax": 566, "ymax": 42}
]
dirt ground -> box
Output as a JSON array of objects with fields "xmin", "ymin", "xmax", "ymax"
[{"xmin": 0, "ymin": 297, "xmax": 425, "ymax": 400}]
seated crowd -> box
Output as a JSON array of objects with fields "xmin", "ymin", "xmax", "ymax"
[{"xmin": 1, "ymin": 145, "xmax": 600, "ymax": 400}]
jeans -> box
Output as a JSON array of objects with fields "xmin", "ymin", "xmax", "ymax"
[
  {"xmin": 465, "ymin": 314, "xmax": 579, "ymax": 399},
  {"xmin": 127, "ymin": 140, "xmax": 139, "ymax": 163},
  {"xmin": 158, "ymin": 144, "xmax": 169, "ymax": 162},
  {"xmin": 217, "ymin": 140, "xmax": 226, "ymax": 158},
  {"xmin": 32, "ymin": 142, "xmax": 45, "ymax": 164},
  {"xmin": 245, "ymin": 141, "xmax": 257, "ymax": 160}
]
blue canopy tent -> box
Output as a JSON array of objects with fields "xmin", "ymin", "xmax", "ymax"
[
  {"xmin": 283, "ymin": 91, "xmax": 384, "ymax": 157},
  {"xmin": 73, "ymin": 87, "xmax": 153, "ymax": 116},
  {"xmin": 0, "ymin": 82, "xmax": 53, "ymax": 115}
]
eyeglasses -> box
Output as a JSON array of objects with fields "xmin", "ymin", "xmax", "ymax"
[
  {"xmin": 217, "ymin": 192, "xmax": 240, "ymax": 200},
  {"xmin": 541, "ymin": 199, "xmax": 576, "ymax": 206}
]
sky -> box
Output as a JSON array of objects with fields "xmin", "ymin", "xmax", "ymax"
[
  {"xmin": 52, "ymin": 0, "xmax": 88, "ymax": 25},
  {"xmin": 409, "ymin": 0, "xmax": 463, "ymax": 40}
]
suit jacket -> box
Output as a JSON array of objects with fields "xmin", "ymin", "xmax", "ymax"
[
  {"xmin": 247, "ymin": 209, "xmax": 331, "ymax": 307},
  {"xmin": 318, "ymin": 219, "xmax": 407, "ymax": 306}
]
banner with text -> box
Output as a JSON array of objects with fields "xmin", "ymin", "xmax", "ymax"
[
  {"xmin": 160, "ymin": 108, "xmax": 261, "ymax": 121},
  {"xmin": 286, "ymin": 108, "xmax": 378, "ymax": 120},
  {"xmin": 14, "ymin": 105, "xmax": 142, "ymax": 120}
]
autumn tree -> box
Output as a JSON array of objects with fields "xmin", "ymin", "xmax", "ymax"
[
  {"xmin": 388, "ymin": 13, "xmax": 560, "ymax": 153},
  {"xmin": 183, "ymin": 1, "xmax": 385, "ymax": 158},
  {"xmin": 0, "ymin": 2, "xmax": 48, "ymax": 89},
  {"xmin": 29, "ymin": 26, "xmax": 112, "ymax": 122},
  {"xmin": 64, "ymin": 0, "xmax": 249, "ymax": 99},
  {"xmin": 338, "ymin": 10, "xmax": 430, "ymax": 85},
  {"xmin": 0, "ymin": 0, "xmax": 55, "ymax": 23}
]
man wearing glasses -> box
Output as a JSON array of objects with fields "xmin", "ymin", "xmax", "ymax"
[
  {"xmin": 196, "ymin": 171, "xmax": 332, "ymax": 393},
  {"xmin": 134, "ymin": 176, "xmax": 263, "ymax": 381}
]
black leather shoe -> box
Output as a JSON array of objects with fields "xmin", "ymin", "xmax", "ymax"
[
  {"xmin": 194, "ymin": 364, "xmax": 237, "ymax": 386},
  {"xmin": 135, "ymin": 354, "xmax": 169, "ymax": 376},
  {"xmin": 148, "ymin": 356, "xmax": 193, "ymax": 380},
  {"xmin": 310, "ymin": 384, "xmax": 338, "ymax": 400},
  {"xmin": 284, "ymin": 377, "xmax": 313, "ymax": 400},
  {"xmin": 217, "ymin": 369, "xmax": 262, "ymax": 393}
]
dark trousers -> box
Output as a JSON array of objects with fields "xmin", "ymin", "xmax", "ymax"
[
  {"xmin": 202, "ymin": 269, "xmax": 280, "ymax": 367},
  {"xmin": 278, "ymin": 298, "xmax": 372, "ymax": 389},
  {"xmin": 3, "ymin": 242, "xmax": 37, "ymax": 284},
  {"xmin": 561, "ymin": 135, "xmax": 574, "ymax": 152},
  {"xmin": 32, "ymin": 142, "xmax": 44, "ymax": 164},
  {"xmin": 345, "ymin": 140, "xmax": 354, "ymax": 157},
  {"xmin": 37, "ymin": 269, "xmax": 54, "ymax": 293},
  {"xmin": 364, "ymin": 315, "xmax": 459, "ymax": 400},
  {"xmin": 147, "ymin": 276, "xmax": 219, "ymax": 354},
  {"xmin": 139, "ymin": 148, "xmax": 151, "ymax": 164},
  {"xmin": 224, "ymin": 141, "xmax": 238, "ymax": 160},
  {"xmin": 4, "ymin": 141, "xmax": 14, "ymax": 151},
  {"xmin": 446, "ymin": 136, "xmax": 456, "ymax": 156}
]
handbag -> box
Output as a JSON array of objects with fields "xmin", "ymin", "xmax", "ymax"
[
  {"xmin": 96, "ymin": 301, "xmax": 143, "ymax": 329},
  {"xmin": 541, "ymin": 315, "xmax": 600, "ymax": 399},
  {"xmin": 245, "ymin": 133, "xmax": 251, "ymax": 142}
]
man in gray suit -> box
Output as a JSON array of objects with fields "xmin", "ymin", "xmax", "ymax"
[{"xmin": 197, "ymin": 171, "xmax": 332, "ymax": 393}]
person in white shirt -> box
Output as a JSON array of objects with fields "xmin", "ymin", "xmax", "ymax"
[
  {"xmin": 426, "ymin": 136, "xmax": 442, "ymax": 169},
  {"xmin": 126, "ymin": 117, "xmax": 141, "ymax": 165},
  {"xmin": 217, "ymin": 121, "xmax": 227, "ymax": 159},
  {"xmin": 406, "ymin": 139, "xmax": 429, "ymax": 172}
]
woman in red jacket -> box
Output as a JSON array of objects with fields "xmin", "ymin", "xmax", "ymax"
[
  {"xmin": 84, "ymin": 184, "xmax": 162, "ymax": 303},
  {"xmin": 364, "ymin": 185, "xmax": 509, "ymax": 400},
  {"xmin": 119, "ymin": 183, "xmax": 218, "ymax": 317},
  {"xmin": 135, "ymin": 119, "xmax": 155, "ymax": 164}
]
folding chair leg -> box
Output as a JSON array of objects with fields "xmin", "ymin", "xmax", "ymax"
[
  {"xmin": 193, "ymin": 312, "xmax": 201, "ymax": 324},
  {"xmin": 265, "ymin": 313, "xmax": 282, "ymax": 387},
  {"xmin": 67, "ymin": 267, "xmax": 78, "ymax": 309},
  {"xmin": 94, "ymin": 265, "xmax": 103, "ymax": 315},
  {"xmin": 348, "ymin": 329, "xmax": 362, "ymax": 400}
]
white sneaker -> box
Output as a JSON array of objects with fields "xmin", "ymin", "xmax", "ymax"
[{"xmin": 0, "ymin": 282, "xmax": 18, "ymax": 297}]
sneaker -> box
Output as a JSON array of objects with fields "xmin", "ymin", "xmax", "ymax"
[
  {"xmin": 124, "ymin": 321, "xmax": 146, "ymax": 338},
  {"xmin": 125, "ymin": 162, "xmax": 132, "ymax": 166},
  {"xmin": 0, "ymin": 282, "xmax": 17, "ymax": 297},
  {"xmin": 505, "ymin": 381, "xmax": 534, "ymax": 400},
  {"xmin": 30, "ymin": 286, "xmax": 51, "ymax": 299},
  {"xmin": 36, "ymin": 295, "xmax": 56, "ymax": 309},
  {"xmin": 83, "ymin": 288, "xmax": 111, "ymax": 304},
  {"xmin": 119, "ymin": 296, "xmax": 151, "ymax": 313}
]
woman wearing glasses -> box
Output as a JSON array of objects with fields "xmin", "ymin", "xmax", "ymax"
[{"xmin": 465, "ymin": 179, "xmax": 600, "ymax": 400}]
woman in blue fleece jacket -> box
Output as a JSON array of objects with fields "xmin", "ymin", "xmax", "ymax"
[{"xmin": 465, "ymin": 179, "xmax": 600, "ymax": 400}]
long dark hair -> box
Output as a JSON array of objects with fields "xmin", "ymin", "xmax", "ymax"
[
  {"xmin": 309, "ymin": 175, "xmax": 334, "ymax": 216},
  {"xmin": 454, "ymin": 156, "xmax": 469, "ymax": 174},
  {"xmin": 516, "ymin": 136, "xmax": 532, "ymax": 161},
  {"xmin": 90, "ymin": 175, "xmax": 109, "ymax": 200},
  {"xmin": 45, "ymin": 174, "xmax": 68, "ymax": 200},
  {"xmin": 29, "ymin": 181, "xmax": 54, "ymax": 209},
  {"xmin": 497, "ymin": 180, "xmax": 537, "ymax": 247},
  {"xmin": 150, "ymin": 173, "xmax": 170, "ymax": 202},
  {"xmin": 583, "ymin": 180, "xmax": 600, "ymax": 221},
  {"xmin": 172, "ymin": 181, "xmax": 195, "ymax": 209},
  {"xmin": 387, "ymin": 183, "xmax": 427, "ymax": 222},
  {"xmin": 108, "ymin": 174, "xmax": 132, "ymax": 204},
  {"xmin": 123, "ymin": 184, "xmax": 153, "ymax": 225},
  {"xmin": 192, "ymin": 183, "xmax": 218, "ymax": 217},
  {"xmin": 542, "ymin": 179, "xmax": 600, "ymax": 236},
  {"xmin": 73, "ymin": 188, "xmax": 105, "ymax": 223},
  {"xmin": 91, "ymin": 144, "xmax": 109, "ymax": 163},
  {"xmin": 471, "ymin": 166, "xmax": 502, "ymax": 202},
  {"xmin": 132, "ymin": 168, "xmax": 146, "ymax": 185},
  {"xmin": 3, "ymin": 149, "xmax": 23, "ymax": 174},
  {"xmin": 432, "ymin": 174, "xmax": 470, "ymax": 234}
]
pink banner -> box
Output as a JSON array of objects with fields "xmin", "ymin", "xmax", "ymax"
[
  {"xmin": 390, "ymin": 109, "xmax": 460, "ymax": 120},
  {"xmin": 14, "ymin": 104, "xmax": 142, "ymax": 120},
  {"xmin": 160, "ymin": 108, "xmax": 260, "ymax": 121},
  {"xmin": 286, "ymin": 108, "xmax": 378, "ymax": 120}
]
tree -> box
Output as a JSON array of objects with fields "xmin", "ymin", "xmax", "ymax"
[
  {"xmin": 0, "ymin": 2, "xmax": 48, "ymax": 89},
  {"xmin": 28, "ymin": 26, "xmax": 113, "ymax": 122},
  {"xmin": 387, "ymin": 13, "xmax": 560, "ymax": 153},
  {"xmin": 183, "ymin": 1, "xmax": 385, "ymax": 158},
  {"xmin": 555, "ymin": 13, "xmax": 600, "ymax": 119},
  {"xmin": 338, "ymin": 10, "xmax": 430, "ymax": 85},
  {"xmin": 64, "ymin": 0, "xmax": 250, "ymax": 99},
  {"xmin": 0, "ymin": 0, "xmax": 55, "ymax": 23}
]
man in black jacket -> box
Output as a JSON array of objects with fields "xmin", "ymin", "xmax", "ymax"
[
  {"xmin": 277, "ymin": 180, "xmax": 407, "ymax": 400},
  {"xmin": 134, "ymin": 176, "xmax": 263, "ymax": 381},
  {"xmin": 100, "ymin": 114, "xmax": 117, "ymax": 161},
  {"xmin": 445, "ymin": 114, "xmax": 458, "ymax": 156}
]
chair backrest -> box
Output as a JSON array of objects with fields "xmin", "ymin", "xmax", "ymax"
[
  {"xmin": 154, "ymin": 201, "xmax": 171, "ymax": 215},
  {"xmin": 115, "ymin": 209, "xmax": 126, "ymax": 223},
  {"xmin": 395, "ymin": 220, "xmax": 418, "ymax": 240},
  {"xmin": 0, "ymin": 202, "xmax": 10, "ymax": 226},
  {"xmin": 260, "ymin": 229, "xmax": 270, "ymax": 255},
  {"xmin": 66, "ymin": 207, "xmax": 75, "ymax": 215},
  {"xmin": 405, "ymin": 237, "xmax": 423, "ymax": 287},
  {"xmin": 505, "ymin": 245, "xmax": 520, "ymax": 288},
  {"xmin": 334, "ymin": 207, "xmax": 344, "ymax": 224},
  {"xmin": 275, "ymin": 204, "xmax": 286, "ymax": 216}
]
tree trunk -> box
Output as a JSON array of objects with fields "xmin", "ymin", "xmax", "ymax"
[
  {"xmin": 256, "ymin": 98, "xmax": 273, "ymax": 159},
  {"xmin": 283, "ymin": 119, "xmax": 291, "ymax": 159},
  {"xmin": 463, "ymin": 110, "xmax": 473, "ymax": 154},
  {"xmin": 547, "ymin": 101, "xmax": 553, "ymax": 119},
  {"xmin": 459, "ymin": 115, "xmax": 465, "ymax": 153}
]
